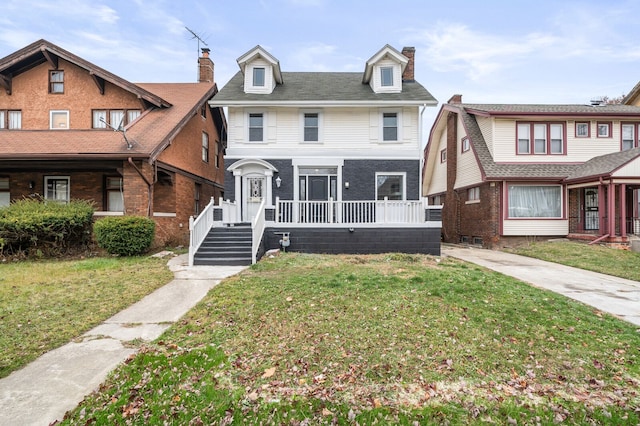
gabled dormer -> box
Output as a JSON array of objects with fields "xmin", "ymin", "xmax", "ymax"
[
  {"xmin": 237, "ymin": 45, "xmax": 283, "ymax": 95},
  {"xmin": 362, "ymin": 45, "xmax": 411, "ymax": 94}
]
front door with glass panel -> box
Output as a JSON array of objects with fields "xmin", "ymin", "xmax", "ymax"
[
  {"xmin": 584, "ymin": 187, "xmax": 599, "ymax": 231},
  {"xmin": 243, "ymin": 176, "xmax": 265, "ymax": 222},
  {"xmin": 299, "ymin": 167, "xmax": 337, "ymax": 223}
]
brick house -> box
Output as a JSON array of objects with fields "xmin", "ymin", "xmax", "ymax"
[
  {"xmin": 0, "ymin": 40, "xmax": 226, "ymax": 245},
  {"xmin": 422, "ymin": 94, "xmax": 640, "ymax": 247}
]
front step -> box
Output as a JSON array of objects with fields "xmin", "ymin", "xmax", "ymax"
[{"xmin": 193, "ymin": 224, "xmax": 253, "ymax": 266}]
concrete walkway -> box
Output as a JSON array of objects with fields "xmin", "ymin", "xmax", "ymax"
[
  {"xmin": 442, "ymin": 245, "xmax": 640, "ymax": 327},
  {"xmin": 0, "ymin": 254, "xmax": 248, "ymax": 426}
]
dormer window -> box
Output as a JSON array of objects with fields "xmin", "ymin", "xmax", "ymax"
[
  {"xmin": 381, "ymin": 67, "xmax": 393, "ymax": 87},
  {"xmin": 253, "ymin": 67, "xmax": 265, "ymax": 87}
]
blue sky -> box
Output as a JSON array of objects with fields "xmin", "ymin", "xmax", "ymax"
[{"xmin": 2, "ymin": 0, "xmax": 640, "ymax": 129}]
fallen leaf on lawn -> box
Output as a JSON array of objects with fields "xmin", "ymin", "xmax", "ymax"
[
  {"xmin": 373, "ymin": 398, "xmax": 382, "ymax": 408},
  {"xmin": 248, "ymin": 391, "xmax": 259, "ymax": 401},
  {"xmin": 286, "ymin": 296, "xmax": 293, "ymax": 302},
  {"xmin": 593, "ymin": 359, "xmax": 604, "ymax": 370},
  {"xmin": 322, "ymin": 408, "xmax": 333, "ymax": 416},
  {"xmin": 262, "ymin": 367, "xmax": 276, "ymax": 378}
]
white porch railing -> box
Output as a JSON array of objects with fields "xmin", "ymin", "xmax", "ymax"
[
  {"xmin": 189, "ymin": 197, "xmax": 216, "ymax": 266},
  {"xmin": 251, "ymin": 198, "xmax": 267, "ymax": 264},
  {"xmin": 221, "ymin": 198, "xmax": 240, "ymax": 224},
  {"xmin": 275, "ymin": 197, "xmax": 436, "ymax": 225}
]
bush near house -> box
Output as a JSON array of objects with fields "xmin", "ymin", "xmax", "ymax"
[
  {"xmin": 94, "ymin": 216, "xmax": 156, "ymax": 256},
  {"xmin": 0, "ymin": 198, "xmax": 94, "ymax": 257}
]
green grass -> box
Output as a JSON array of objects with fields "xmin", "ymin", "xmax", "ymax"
[
  {"xmin": 0, "ymin": 256, "xmax": 173, "ymax": 378},
  {"xmin": 61, "ymin": 253, "xmax": 640, "ymax": 425},
  {"xmin": 507, "ymin": 240, "xmax": 640, "ymax": 281}
]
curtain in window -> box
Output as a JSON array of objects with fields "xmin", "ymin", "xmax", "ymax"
[
  {"xmin": 8, "ymin": 111, "xmax": 21, "ymax": 129},
  {"xmin": 508, "ymin": 185, "xmax": 561, "ymax": 218},
  {"xmin": 127, "ymin": 110, "xmax": 141, "ymax": 123},
  {"xmin": 0, "ymin": 111, "xmax": 4, "ymax": 129},
  {"xmin": 93, "ymin": 110, "xmax": 107, "ymax": 128},
  {"xmin": 110, "ymin": 110, "xmax": 125, "ymax": 130}
]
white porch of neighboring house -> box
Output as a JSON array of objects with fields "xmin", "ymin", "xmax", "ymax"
[{"xmin": 189, "ymin": 197, "xmax": 443, "ymax": 266}]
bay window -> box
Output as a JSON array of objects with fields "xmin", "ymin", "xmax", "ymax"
[{"xmin": 508, "ymin": 185, "xmax": 562, "ymax": 218}]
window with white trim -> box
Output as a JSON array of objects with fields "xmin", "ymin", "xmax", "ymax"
[
  {"xmin": 621, "ymin": 123, "xmax": 640, "ymax": 151},
  {"xmin": 440, "ymin": 148, "xmax": 447, "ymax": 163},
  {"xmin": 253, "ymin": 67, "xmax": 265, "ymax": 87},
  {"xmin": 382, "ymin": 112, "xmax": 398, "ymax": 141},
  {"xmin": 508, "ymin": 185, "xmax": 562, "ymax": 218},
  {"xmin": 45, "ymin": 176, "xmax": 70, "ymax": 203},
  {"xmin": 462, "ymin": 137, "xmax": 470, "ymax": 153},
  {"xmin": 376, "ymin": 173, "xmax": 405, "ymax": 200},
  {"xmin": 248, "ymin": 112, "xmax": 264, "ymax": 142},
  {"xmin": 303, "ymin": 112, "xmax": 319, "ymax": 142},
  {"xmin": 0, "ymin": 177, "xmax": 9, "ymax": 207},
  {"xmin": 50, "ymin": 110, "xmax": 69, "ymax": 129},
  {"xmin": 517, "ymin": 122, "xmax": 564, "ymax": 155},
  {"xmin": 381, "ymin": 67, "xmax": 393, "ymax": 87}
]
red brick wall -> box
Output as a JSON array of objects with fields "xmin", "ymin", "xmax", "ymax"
[
  {"xmin": 441, "ymin": 111, "xmax": 459, "ymax": 243},
  {"xmin": 0, "ymin": 59, "xmax": 141, "ymax": 129}
]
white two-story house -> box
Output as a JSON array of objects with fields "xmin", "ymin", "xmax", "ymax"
[
  {"xmin": 190, "ymin": 44, "xmax": 440, "ymax": 264},
  {"xmin": 422, "ymin": 94, "xmax": 640, "ymax": 248}
]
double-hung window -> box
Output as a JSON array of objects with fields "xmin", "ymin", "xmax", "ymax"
[
  {"xmin": 381, "ymin": 67, "xmax": 393, "ymax": 87},
  {"xmin": 105, "ymin": 177, "xmax": 123, "ymax": 212},
  {"xmin": 49, "ymin": 70, "xmax": 64, "ymax": 94},
  {"xmin": 467, "ymin": 187, "xmax": 480, "ymax": 202},
  {"xmin": 382, "ymin": 112, "xmax": 398, "ymax": 141},
  {"xmin": 621, "ymin": 123, "xmax": 638, "ymax": 150},
  {"xmin": 253, "ymin": 67, "xmax": 265, "ymax": 87},
  {"xmin": 248, "ymin": 113, "xmax": 264, "ymax": 142},
  {"xmin": 517, "ymin": 122, "xmax": 564, "ymax": 155},
  {"xmin": 202, "ymin": 132, "xmax": 209, "ymax": 162},
  {"xmin": 303, "ymin": 112, "xmax": 319, "ymax": 142}
]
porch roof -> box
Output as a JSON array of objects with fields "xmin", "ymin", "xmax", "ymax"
[
  {"xmin": 564, "ymin": 147, "xmax": 640, "ymax": 183},
  {"xmin": 0, "ymin": 83, "xmax": 219, "ymax": 161}
]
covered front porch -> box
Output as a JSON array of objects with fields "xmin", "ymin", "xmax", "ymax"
[{"xmin": 565, "ymin": 148, "xmax": 640, "ymax": 245}]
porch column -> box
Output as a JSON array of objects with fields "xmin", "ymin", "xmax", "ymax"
[
  {"xmin": 233, "ymin": 169, "xmax": 242, "ymax": 223},
  {"xmin": 265, "ymin": 170, "xmax": 274, "ymax": 207},
  {"xmin": 608, "ymin": 183, "xmax": 615, "ymax": 236},
  {"xmin": 598, "ymin": 184, "xmax": 606, "ymax": 235},
  {"xmin": 621, "ymin": 184, "xmax": 627, "ymax": 238}
]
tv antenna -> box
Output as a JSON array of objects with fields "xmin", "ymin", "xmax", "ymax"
[
  {"xmin": 100, "ymin": 117, "xmax": 133, "ymax": 150},
  {"xmin": 185, "ymin": 26, "xmax": 208, "ymax": 55}
]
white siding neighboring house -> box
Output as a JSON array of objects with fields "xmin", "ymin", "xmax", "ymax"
[
  {"xmin": 200, "ymin": 44, "xmax": 442, "ymax": 260},
  {"xmin": 423, "ymin": 95, "xmax": 640, "ymax": 247}
]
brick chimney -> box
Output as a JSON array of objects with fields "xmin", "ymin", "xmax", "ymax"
[
  {"xmin": 401, "ymin": 46, "xmax": 415, "ymax": 81},
  {"xmin": 198, "ymin": 47, "xmax": 214, "ymax": 83},
  {"xmin": 448, "ymin": 94, "xmax": 463, "ymax": 104}
]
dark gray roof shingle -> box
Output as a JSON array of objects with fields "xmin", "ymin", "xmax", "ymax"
[
  {"xmin": 461, "ymin": 103, "xmax": 640, "ymax": 115},
  {"xmin": 565, "ymin": 148, "xmax": 640, "ymax": 181},
  {"xmin": 211, "ymin": 71, "xmax": 437, "ymax": 104}
]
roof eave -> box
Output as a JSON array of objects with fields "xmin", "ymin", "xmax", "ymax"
[{"xmin": 208, "ymin": 99, "xmax": 438, "ymax": 107}]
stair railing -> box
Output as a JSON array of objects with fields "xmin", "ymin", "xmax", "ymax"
[
  {"xmin": 189, "ymin": 197, "xmax": 216, "ymax": 266},
  {"xmin": 251, "ymin": 197, "xmax": 267, "ymax": 264}
]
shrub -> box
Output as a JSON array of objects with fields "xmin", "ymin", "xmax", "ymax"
[
  {"xmin": 0, "ymin": 198, "xmax": 94, "ymax": 256},
  {"xmin": 94, "ymin": 216, "xmax": 156, "ymax": 256}
]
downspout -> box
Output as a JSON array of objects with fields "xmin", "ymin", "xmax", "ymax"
[
  {"xmin": 128, "ymin": 157, "xmax": 153, "ymax": 216},
  {"xmin": 419, "ymin": 104, "xmax": 427, "ymax": 200}
]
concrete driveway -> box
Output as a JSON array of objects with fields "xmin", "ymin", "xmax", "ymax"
[{"xmin": 442, "ymin": 245, "xmax": 640, "ymax": 327}]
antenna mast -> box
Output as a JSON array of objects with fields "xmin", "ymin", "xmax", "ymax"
[{"xmin": 185, "ymin": 26, "xmax": 209, "ymax": 81}]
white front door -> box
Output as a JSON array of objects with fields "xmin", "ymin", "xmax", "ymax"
[{"xmin": 243, "ymin": 175, "xmax": 266, "ymax": 222}]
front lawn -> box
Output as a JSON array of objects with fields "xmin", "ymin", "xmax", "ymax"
[
  {"xmin": 0, "ymin": 256, "xmax": 173, "ymax": 378},
  {"xmin": 62, "ymin": 253, "xmax": 640, "ymax": 425},
  {"xmin": 508, "ymin": 240, "xmax": 640, "ymax": 282}
]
